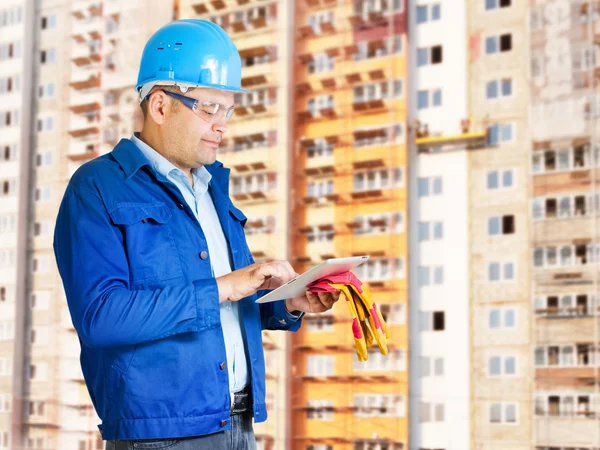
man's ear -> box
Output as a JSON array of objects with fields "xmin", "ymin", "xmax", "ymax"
[{"xmin": 147, "ymin": 91, "xmax": 169, "ymax": 125}]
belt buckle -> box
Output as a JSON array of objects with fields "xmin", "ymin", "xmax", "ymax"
[{"xmin": 231, "ymin": 387, "xmax": 249, "ymax": 416}]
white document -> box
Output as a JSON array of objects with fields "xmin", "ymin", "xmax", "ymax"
[{"xmin": 255, "ymin": 256, "xmax": 370, "ymax": 304}]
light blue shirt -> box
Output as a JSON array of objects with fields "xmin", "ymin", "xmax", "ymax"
[{"xmin": 131, "ymin": 133, "xmax": 248, "ymax": 393}]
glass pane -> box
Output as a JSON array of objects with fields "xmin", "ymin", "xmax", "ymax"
[
  {"xmin": 490, "ymin": 403, "xmax": 502, "ymax": 422},
  {"xmin": 502, "ymin": 170, "xmax": 513, "ymax": 187},
  {"xmin": 434, "ymin": 357, "xmax": 444, "ymax": 375},
  {"xmin": 535, "ymin": 347, "xmax": 545, "ymax": 365},
  {"xmin": 505, "ymin": 357, "xmax": 516, "ymax": 375},
  {"xmin": 489, "ymin": 310, "xmax": 501, "ymax": 328},
  {"xmin": 433, "ymin": 177, "xmax": 442, "ymax": 194},
  {"xmin": 504, "ymin": 263, "xmax": 514, "ymax": 279},
  {"xmin": 489, "ymin": 263, "xmax": 500, "ymax": 281},
  {"xmin": 416, "ymin": 5, "xmax": 428, "ymax": 23},
  {"xmin": 504, "ymin": 309, "xmax": 515, "ymax": 327},
  {"xmin": 417, "ymin": 48, "xmax": 428, "ymax": 66},
  {"xmin": 486, "ymin": 37, "xmax": 498, "ymax": 54},
  {"xmin": 418, "ymin": 222, "xmax": 430, "ymax": 241},
  {"xmin": 489, "ymin": 356, "xmax": 501, "ymax": 375},
  {"xmin": 489, "ymin": 217, "xmax": 500, "ymax": 235},
  {"xmin": 433, "ymin": 222, "xmax": 443, "ymax": 239},
  {"xmin": 505, "ymin": 404, "xmax": 516, "ymax": 422},
  {"xmin": 418, "ymin": 267, "xmax": 430, "ymax": 286},
  {"xmin": 501, "ymin": 78, "xmax": 512, "ymax": 96},
  {"xmin": 486, "ymin": 81, "xmax": 498, "ymax": 99},
  {"xmin": 501, "ymin": 124, "xmax": 513, "ymax": 142},
  {"xmin": 417, "ymin": 90, "xmax": 429, "ymax": 109},
  {"xmin": 487, "ymin": 171, "xmax": 499, "ymax": 189},
  {"xmin": 418, "ymin": 178, "xmax": 429, "ymax": 196}
]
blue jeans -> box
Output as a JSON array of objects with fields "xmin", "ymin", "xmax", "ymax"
[{"xmin": 105, "ymin": 412, "xmax": 257, "ymax": 450}]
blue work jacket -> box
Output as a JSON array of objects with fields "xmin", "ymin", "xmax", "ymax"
[{"xmin": 53, "ymin": 138, "xmax": 302, "ymax": 440}]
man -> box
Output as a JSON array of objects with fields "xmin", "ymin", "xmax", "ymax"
[{"xmin": 53, "ymin": 19, "xmax": 339, "ymax": 450}]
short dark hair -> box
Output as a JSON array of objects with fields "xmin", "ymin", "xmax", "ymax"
[{"xmin": 140, "ymin": 85, "xmax": 196, "ymax": 120}]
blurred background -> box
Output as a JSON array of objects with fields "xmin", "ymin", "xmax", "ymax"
[{"xmin": 0, "ymin": 0, "xmax": 598, "ymax": 449}]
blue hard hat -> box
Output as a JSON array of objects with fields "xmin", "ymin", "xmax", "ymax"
[{"xmin": 135, "ymin": 19, "xmax": 251, "ymax": 101}]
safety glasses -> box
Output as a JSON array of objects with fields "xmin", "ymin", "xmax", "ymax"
[{"xmin": 148, "ymin": 90, "xmax": 235, "ymax": 124}]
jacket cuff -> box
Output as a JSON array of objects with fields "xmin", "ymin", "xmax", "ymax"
[{"xmin": 192, "ymin": 278, "xmax": 220, "ymax": 330}]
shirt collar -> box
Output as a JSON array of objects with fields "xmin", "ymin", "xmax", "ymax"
[{"xmin": 130, "ymin": 133, "xmax": 212, "ymax": 193}]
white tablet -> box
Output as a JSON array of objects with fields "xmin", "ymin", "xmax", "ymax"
[{"xmin": 255, "ymin": 256, "xmax": 370, "ymax": 304}]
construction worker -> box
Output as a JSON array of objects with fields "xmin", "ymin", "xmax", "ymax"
[{"xmin": 53, "ymin": 20, "xmax": 340, "ymax": 449}]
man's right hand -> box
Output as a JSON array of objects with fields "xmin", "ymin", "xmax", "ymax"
[{"xmin": 216, "ymin": 260, "xmax": 297, "ymax": 302}]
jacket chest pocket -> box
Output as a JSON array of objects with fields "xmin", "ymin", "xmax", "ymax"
[
  {"xmin": 228, "ymin": 204, "xmax": 253, "ymax": 268},
  {"xmin": 109, "ymin": 202, "xmax": 183, "ymax": 283}
]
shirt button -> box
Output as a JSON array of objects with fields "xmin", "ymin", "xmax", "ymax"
[
  {"xmin": 220, "ymin": 361, "xmax": 226, "ymax": 370},
  {"xmin": 220, "ymin": 420, "xmax": 228, "ymax": 427},
  {"xmin": 199, "ymin": 251, "xmax": 208, "ymax": 260},
  {"xmin": 178, "ymin": 203, "xmax": 185, "ymax": 209}
]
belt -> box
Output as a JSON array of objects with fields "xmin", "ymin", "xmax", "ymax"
[{"xmin": 230, "ymin": 385, "xmax": 252, "ymax": 416}]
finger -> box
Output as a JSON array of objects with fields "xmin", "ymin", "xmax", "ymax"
[
  {"xmin": 280, "ymin": 260, "xmax": 296, "ymax": 282},
  {"xmin": 316, "ymin": 292, "xmax": 334, "ymax": 310},
  {"xmin": 332, "ymin": 291, "xmax": 341, "ymax": 302},
  {"xmin": 306, "ymin": 291, "xmax": 326, "ymax": 312}
]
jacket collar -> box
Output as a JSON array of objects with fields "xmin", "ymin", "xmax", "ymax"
[{"xmin": 110, "ymin": 138, "xmax": 230, "ymax": 193}]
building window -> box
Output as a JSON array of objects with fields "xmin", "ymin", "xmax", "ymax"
[
  {"xmin": 489, "ymin": 402, "xmax": 518, "ymax": 424},
  {"xmin": 488, "ymin": 215, "xmax": 515, "ymax": 235},
  {"xmin": 488, "ymin": 123, "xmax": 514, "ymax": 145},
  {"xmin": 489, "ymin": 308, "xmax": 516, "ymax": 329},
  {"xmin": 486, "ymin": 78, "xmax": 512, "ymax": 99},
  {"xmin": 417, "ymin": 89, "xmax": 442, "ymax": 109},
  {"xmin": 40, "ymin": 15, "xmax": 56, "ymax": 29},
  {"xmin": 353, "ymin": 394, "xmax": 405, "ymax": 418},
  {"xmin": 353, "ymin": 168, "xmax": 403, "ymax": 192},
  {"xmin": 488, "ymin": 262, "xmax": 515, "ymax": 282},
  {"xmin": 420, "ymin": 356, "xmax": 444, "ymax": 378},
  {"xmin": 306, "ymin": 355, "xmax": 334, "ymax": 377},
  {"xmin": 485, "ymin": 34, "xmax": 512, "ymax": 54},
  {"xmin": 306, "ymin": 399, "xmax": 334, "ymax": 421},
  {"xmin": 416, "ymin": 4, "xmax": 441, "ymax": 24},
  {"xmin": 307, "ymin": 52, "xmax": 335, "ymax": 74},
  {"xmin": 353, "ymin": 349, "xmax": 406, "ymax": 372},
  {"xmin": 418, "ymin": 221, "xmax": 443, "ymax": 241},
  {"xmin": 419, "ymin": 402, "xmax": 445, "ymax": 422},
  {"xmin": 488, "ymin": 355, "xmax": 517, "ymax": 376},
  {"xmin": 37, "ymin": 116, "xmax": 54, "ymax": 133},
  {"xmin": 418, "ymin": 176, "xmax": 443, "ymax": 197},
  {"xmin": 420, "ymin": 311, "xmax": 445, "ymax": 331},
  {"xmin": 486, "ymin": 0, "xmax": 511, "ymax": 10},
  {"xmin": 486, "ymin": 169, "xmax": 513, "ymax": 190},
  {"xmin": 40, "ymin": 48, "xmax": 55, "ymax": 64},
  {"xmin": 417, "ymin": 45, "xmax": 443, "ymax": 67}
]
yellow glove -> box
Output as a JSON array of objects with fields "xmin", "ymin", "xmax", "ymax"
[
  {"xmin": 330, "ymin": 284, "xmax": 369, "ymax": 361},
  {"xmin": 348, "ymin": 283, "xmax": 389, "ymax": 356}
]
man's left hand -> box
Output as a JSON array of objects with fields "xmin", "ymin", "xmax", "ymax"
[{"xmin": 285, "ymin": 290, "xmax": 341, "ymax": 314}]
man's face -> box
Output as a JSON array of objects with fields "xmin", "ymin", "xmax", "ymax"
[{"xmin": 162, "ymin": 87, "xmax": 235, "ymax": 169}]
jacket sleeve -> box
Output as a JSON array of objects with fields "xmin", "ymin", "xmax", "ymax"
[
  {"xmin": 257, "ymin": 290, "xmax": 303, "ymax": 332},
  {"xmin": 53, "ymin": 187, "xmax": 221, "ymax": 349}
]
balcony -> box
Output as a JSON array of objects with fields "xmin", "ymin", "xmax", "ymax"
[
  {"xmin": 67, "ymin": 145, "xmax": 100, "ymax": 162},
  {"xmin": 191, "ymin": 1, "xmax": 209, "ymax": 14},
  {"xmin": 295, "ymin": 373, "xmax": 396, "ymax": 383},
  {"xmin": 242, "ymin": 74, "xmax": 269, "ymax": 89},
  {"xmin": 535, "ymin": 416, "xmax": 600, "ymax": 447},
  {"xmin": 302, "ymin": 194, "xmax": 343, "ymax": 207},
  {"xmin": 415, "ymin": 118, "xmax": 488, "ymax": 152},
  {"xmin": 297, "ymin": 107, "xmax": 338, "ymax": 124},
  {"xmin": 348, "ymin": 10, "xmax": 389, "ymax": 28},
  {"xmin": 69, "ymin": 73, "xmax": 101, "ymax": 90},
  {"xmin": 304, "ymin": 0, "xmax": 337, "ymax": 6},
  {"xmin": 352, "ymin": 98, "xmax": 388, "ymax": 113},
  {"xmin": 304, "ymin": 155, "xmax": 336, "ymax": 176}
]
